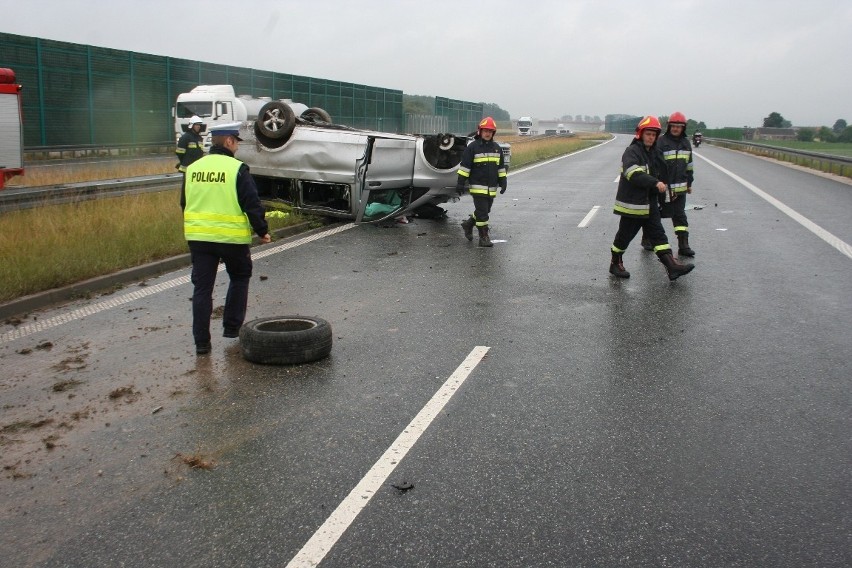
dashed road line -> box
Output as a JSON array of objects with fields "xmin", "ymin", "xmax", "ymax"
[
  {"xmin": 285, "ymin": 346, "xmax": 491, "ymax": 568},
  {"xmin": 578, "ymin": 205, "xmax": 601, "ymax": 228}
]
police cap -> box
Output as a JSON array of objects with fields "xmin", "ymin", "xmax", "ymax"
[{"xmin": 208, "ymin": 122, "xmax": 243, "ymax": 141}]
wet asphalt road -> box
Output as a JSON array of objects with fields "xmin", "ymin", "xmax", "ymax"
[{"xmin": 1, "ymin": 137, "xmax": 850, "ymax": 567}]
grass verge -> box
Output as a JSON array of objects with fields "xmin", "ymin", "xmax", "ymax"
[
  {"xmin": 0, "ymin": 189, "xmax": 312, "ymax": 303},
  {"xmin": 507, "ymin": 133, "xmax": 611, "ymax": 169}
]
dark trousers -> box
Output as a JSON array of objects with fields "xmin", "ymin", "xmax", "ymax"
[
  {"xmin": 612, "ymin": 195, "xmax": 670, "ymax": 253},
  {"xmin": 668, "ymin": 193, "xmax": 689, "ymax": 233},
  {"xmin": 188, "ymin": 240, "xmax": 253, "ymax": 344},
  {"xmin": 471, "ymin": 194, "xmax": 494, "ymax": 226}
]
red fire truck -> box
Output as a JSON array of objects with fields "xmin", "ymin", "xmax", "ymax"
[{"xmin": 0, "ymin": 67, "xmax": 24, "ymax": 189}]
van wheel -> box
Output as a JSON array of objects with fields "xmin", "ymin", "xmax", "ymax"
[
  {"xmin": 301, "ymin": 107, "xmax": 332, "ymax": 124},
  {"xmin": 255, "ymin": 101, "xmax": 296, "ymax": 144},
  {"xmin": 239, "ymin": 316, "xmax": 332, "ymax": 365}
]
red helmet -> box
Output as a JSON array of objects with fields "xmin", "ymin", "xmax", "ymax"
[
  {"xmin": 478, "ymin": 116, "xmax": 497, "ymax": 133},
  {"xmin": 668, "ymin": 111, "xmax": 687, "ymax": 125},
  {"xmin": 634, "ymin": 115, "xmax": 662, "ymax": 138}
]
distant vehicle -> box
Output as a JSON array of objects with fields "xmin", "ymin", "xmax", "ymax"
[
  {"xmin": 172, "ymin": 84, "xmax": 328, "ymax": 149},
  {"xmin": 517, "ymin": 116, "xmax": 534, "ymax": 136},
  {"xmin": 0, "ymin": 68, "xmax": 24, "ymax": 190},
  {"xmin": 236, "ymin": 101, "xmax": 510, "ymax": 223},
  {"xmin": 693, "ymin": 132, "xmax": 703, "ymax": 147},
  {"xmin": 557, "ymin": 124, "xmax": 569, "ymax": 135}
]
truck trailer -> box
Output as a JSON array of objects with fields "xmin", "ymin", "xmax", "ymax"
[{"xmin": 0, "ymin": 68, "xmax": 24, "ymax": 189}]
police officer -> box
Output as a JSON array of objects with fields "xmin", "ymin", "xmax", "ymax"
[
  {"xmin": 610, "ymin": 116, "xmax": 694, "ymax": 281},
  {"xmin": 181, "ymin": 122, "xmax": 271, "ymax": 355},
  {"xmin": 657, "ymin": 111, "xmax": 696, "ymax": 256},
  {"xmin": 457, "ymin": 117, "xmax": 507, "ymax": 247},
  {"xmin": 176, "ymin": 115, "xmax": 205, "ymax": 173}
]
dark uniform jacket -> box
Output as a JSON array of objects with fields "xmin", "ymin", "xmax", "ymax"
[
  {"xmin": 613, "ymin": 138, "xmax": 666, "ymax": 218},
  {"xmin": 176, "ymin": 129, "xmax": 205, "ymax": 172},
  {"xmin": 657, "ymin": 130, "xmax": 694, "ymax": 193},
  {"xmin": 456, "ymin": 137, "xmax": 507, "ymax": 197},
  {"xmin": 180, "ymin": 145, "xmax": 268, "ymax": 239}
]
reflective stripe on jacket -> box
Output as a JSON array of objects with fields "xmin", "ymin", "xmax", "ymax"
[
  {"xmin": 613, "ymin": 138, "xmax": 665, "ymax": 218},
  {"xmin": 184, "ymin": 154, "xmax": 252, "ymax": 244},
  {"xmin": 657, "ymin": 131, "xmax": 694, "ymax": 193},
  {"xmin": 457, "ymin": 137, "xmax": 507, "ymax": 197},
  {"xmin": 176, "ymin": 131, "xmax": 205, "ymax": 172}
]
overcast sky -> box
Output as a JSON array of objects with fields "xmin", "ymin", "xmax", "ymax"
[{"xmin": 2, "ymin": 0, "xmax": 849, "ymax": 128}]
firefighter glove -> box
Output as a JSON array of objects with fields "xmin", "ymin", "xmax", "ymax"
[{"xmin": 500, "ymin": 185, "xmax": 507, "ymax": 194}]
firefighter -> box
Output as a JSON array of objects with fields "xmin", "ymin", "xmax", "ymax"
[
  {"xmin": 176, "ymin": 115, "xmax": 205, "ymax": 173},
  {"xmin": 181, "ymin": 122, "xmax": 271, "ymax": 355},
  {"xmin": 610, "ymin": 116, "xmax": 694, "ymax": 281},
  {"xmin": 456, "ymin": 117, "xmax": 507, "ymax": 247},
  {"xmin": 657, "ymin": 111, "xmax": 696, "ymax": 256}
]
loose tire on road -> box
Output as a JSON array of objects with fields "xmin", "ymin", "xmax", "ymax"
[{"xmin": 240, "ymin": 316, "xmax": 332, "ymax": 365}]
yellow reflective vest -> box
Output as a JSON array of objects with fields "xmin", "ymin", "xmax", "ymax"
[{"xmin": 183, "ymin": 154, "xmax": 252, "ymax": 244}]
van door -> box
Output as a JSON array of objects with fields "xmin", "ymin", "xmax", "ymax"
[{"xmin": 354, "ymin": 135, "xmax": 416, "ymax": 223}]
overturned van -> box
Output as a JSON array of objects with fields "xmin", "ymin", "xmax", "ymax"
[{"xmin": 236, "ymin": 101, "xmax": 509, "ymax": 223}]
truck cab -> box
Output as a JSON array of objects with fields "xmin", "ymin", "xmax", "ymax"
[{"xmin": 173, "ymin": 85, "xmax": 309, "ymax": 149}]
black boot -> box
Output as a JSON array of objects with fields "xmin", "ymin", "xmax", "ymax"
[
  {"xmin": 677, "ymin": 233, "xmax": 695, "ymax": 257},
  {"xmin": 641, "ymin": 234, "xmax": 653, "ymax": 251},
  {"xmin": 609, "ymin": 251, "xmax": 630, "ymax": 278},
  {"xmin": 460, "ymin": 216, "xmax": 475, "ymax": 241},
  {"xmin": 658, "ymin": 251, "xmax": 694, "ymax": 281},
  {"xmin": 478, "ymin": 226, "xmax": 493, "ymax": 247}
]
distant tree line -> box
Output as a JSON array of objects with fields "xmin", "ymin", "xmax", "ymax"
[{"xmin": 764, "ymin": 111, "xmax": 851, "ymax": 142}]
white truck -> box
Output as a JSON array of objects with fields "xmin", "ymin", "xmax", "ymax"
[
  {"xmin": 0, "ymin": 68, "xmax": 24, "ymax": 190},
  {"xmin": 517, "ymin": 116, "xmax": 534, "ymax": 136},
  {"xmin": 173, "ymin": 85, "xmax": 328, "ymax": 149}
]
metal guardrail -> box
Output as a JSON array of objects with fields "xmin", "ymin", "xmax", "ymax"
[
  {"xmin": 707, "ymin": 138, "xmax": 852, "ymax": 178},
  {"xmin": 0, "ymin": 174, "xmax": 181, "ymax": 212},
  {"xmin": 24, "ymin": 142, "xmax": 175, "ymax": 162}
]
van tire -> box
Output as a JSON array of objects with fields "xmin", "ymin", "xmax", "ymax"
[
  {"xmin": 301, "ymin": 107, "xmax": 332, "ymax": 124},
  {"xmin": 240, "ymin": 316, "xmax": 332, "ymax": 365},
  {"xmin": 255, "ymin": 101, "xmax": 296, "ymax": 144}
]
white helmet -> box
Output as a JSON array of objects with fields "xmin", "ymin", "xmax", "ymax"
[{"xmin": 188, "ymin": 115, "xmax": 204, "ymax": 126}]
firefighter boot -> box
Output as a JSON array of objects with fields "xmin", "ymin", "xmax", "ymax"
[
  {"xmin": 461, "ymin": 216, "xmax": 475, "ymax": 241},
  {"xmin": 640, "ymin": 232, "xmax": 653, "ymax": 251},
  {"xmin": 658, "ymin": 251, "xmax": 694, "ymax": 281},
  {"xmin": 609, "ymin": 251, "xmax": 630, "ymax": 278},
  {"xmin": 477, "ymin": 226, "xmax": 493, "ymax": 247},
  {"xmin": 677, "ymin": 232, "xmax": 695, "ymax": 257}
]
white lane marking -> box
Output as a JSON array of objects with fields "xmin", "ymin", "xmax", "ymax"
[
  {"xmin": 0, "ymin": 224, "xmax": 357, "ymax": 345},
  {"xmin": 578, "ymin": 205, "xmax": 601, "ymax": 228},
  {"xmin": 285, "ymin": 346, "xmax": 491, "ymax": 568},
  {"xmin": 613, "ymin": 175, "xmax": 620, "ymax": 183},
  {"xmin": 696, "ymin": 154, "xmax": 852, "ymax": 260}
]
